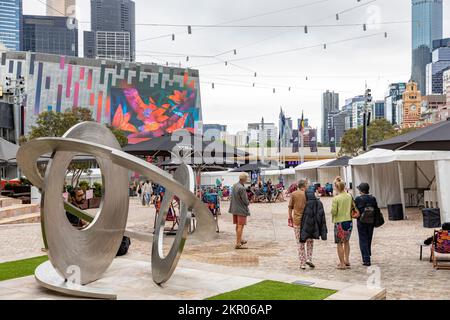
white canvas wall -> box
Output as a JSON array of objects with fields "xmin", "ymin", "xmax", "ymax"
[
  {"xmin": 201, "ymin": 172, "xmax": 242, "ymax": 187},
  {"xmin": 295, "ymin": 169, "xmax": 318, "ymax": 184}
]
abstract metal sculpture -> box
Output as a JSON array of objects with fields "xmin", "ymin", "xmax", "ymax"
[{"xmin": 17, "ymin": 122, "xmax": 216, "ymax": 299}]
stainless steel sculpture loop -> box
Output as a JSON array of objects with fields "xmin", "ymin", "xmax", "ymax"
[{"xmin": 16, "ymin": 122, "xmax": 216, "ymax": 298}]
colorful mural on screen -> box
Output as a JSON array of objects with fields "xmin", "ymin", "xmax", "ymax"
[
  {"xmin": 0, "ymin": 51, "xmax": 202, "ymax": 138},
  {"xmin": 111, "ymin": 72, "xmax": 199, "ymax": 144}
]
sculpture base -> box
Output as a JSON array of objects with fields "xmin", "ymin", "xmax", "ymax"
[
  {"xmin": 35, "ymin": 261, "xmax": 117, "ymax": 300},
  {"xmin": 29, "ymin": 256, "xmax": 262, "ymax": 300}
]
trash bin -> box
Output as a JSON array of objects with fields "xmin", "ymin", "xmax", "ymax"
[
  {"xmin": 422, "ymin": 208, "xmax": 441, "ymax": 228},
  {"xmin": 388, "ymin": 204, "xmax": 404, "ymax": 221}
]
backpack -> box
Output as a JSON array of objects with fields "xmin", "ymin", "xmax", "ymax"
[
  {"xmin": 360, "ymin": 205, "xmax": 375, "ymax": 224},
  {"xmin": 116, "ymin": 236, "xmax": 131, "ymax": 256}
]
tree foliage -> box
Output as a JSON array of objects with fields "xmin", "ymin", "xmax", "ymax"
[
  {"xmin": 339, "ymin": 119, "xmax": 416, "ymax": 157},
  {"xmin": 25, "ymin": 107, "xmax": 129, "ymax": 186},
  {"xmin": 26, "ymin": 107, "xmax": 128, "ymax": 147}
]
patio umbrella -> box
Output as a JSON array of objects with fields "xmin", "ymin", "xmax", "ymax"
[
  {"xmin": 123, "ymin": 131, "xmax": 248, "ymax": 159},
  {"xmin": 0, "ymin": 138, "xmax": 19, "ymax": 163},
  {"xmin": 320, "ymin": 156, "xmax": 351, "ymax": 168},
  {"xmin": 231, "ymin": 160, "xmax": 279, "ymax": 172},
  {"xmin": 371, "ymin": 118, "xmax": 450, "ymax": 151}
]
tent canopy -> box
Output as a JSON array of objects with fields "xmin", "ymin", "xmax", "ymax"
[
  {"xmin": 0, "ymin": 139, "xmax": 19, "ymax": 162},
  {"xmin": 321, "ymin": 156, "xmax": 351, "ymax": 168},
  {"xmin": 295, "ymin": 159, "xmax": 335, "ymax": 171},
  {"xmin": 350, "ymin": 148, "xmax": 450, "ymax": 166},
  {"xmin": 371, "ymin": 118, "xmax": 450, "ymax": 151},
  {"xmin": 232, "ymin": 160, "xmax": 279, "ymax": 172}
]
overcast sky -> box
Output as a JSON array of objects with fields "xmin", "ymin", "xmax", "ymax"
[{"xmin": 24, "ymin": 0, "xmax": 450, "ymax": 137}]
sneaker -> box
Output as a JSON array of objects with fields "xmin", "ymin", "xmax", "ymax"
[
  {"xmin": 306, "ymin": 261, "xmax": 315, "ymax": 269},
  {"xmin": 300, "ymin": 265, "xmax": 306, "ymax": 270},
  {"xmin": 362, "ymin": 262, "xmax": 371, "ymax": 267}
]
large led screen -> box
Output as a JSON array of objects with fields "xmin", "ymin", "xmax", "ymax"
[{"xmin": 110, "ymin": 73, "xmax": 200, "ymax": 144}]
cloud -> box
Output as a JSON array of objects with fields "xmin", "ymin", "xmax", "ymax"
[{"xmin": 23, "ymin": 0, "xmax": 450, "ymax": 136}]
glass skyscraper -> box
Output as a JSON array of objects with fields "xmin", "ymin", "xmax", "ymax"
[
  {"xmin": 411, "ymin": 0, "xmax": 443, "ymax": 93},
  {"xmin": 0, "ymin": 0, "xmax": 23, "ymax": 51},
  {"xmin": 22, "ymin": 15, "xmax": 78, "ymax": 57},
  {"xmin": 84, "ymin": 0, "xmax": 136, "ymax": 62}
]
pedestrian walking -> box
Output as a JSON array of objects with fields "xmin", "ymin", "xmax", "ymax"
[
  {"xmin": 289, "ymin": 179, "xmax": 323, "ymax": 269},
  {"xmin": 289, "ymin": 180, "xmax": 307, "ymax": 268},
  {"xmin": 142, "ymin": 180, "xmax": 153, "ymax": 206},
  {"xmin": 299, "ymin": 189, "xmax": 328, "ymax": 267},
  {"xmin": 229, "ymin": 173, "xmax": 250, "ymax": 249},
  {"xmin": 331, "ymin": 178, "xmax": 353, "ymax": 270},
  {"xmin": 355, "ymin": 183, "xmax": 380, "ymax": 267}
]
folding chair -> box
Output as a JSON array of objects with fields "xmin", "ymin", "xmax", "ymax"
[{"xmin": 431, "ymin": 230, "xmax": 450, "ymax": 270}]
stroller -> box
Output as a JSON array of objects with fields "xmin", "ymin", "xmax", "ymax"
[
  {"xmin": 153, "ymin": 186, "xmax": 179, "ymax": 235},
  {"xmin": 202, "ymin": 192, "xmax": 221, "ymax": 233}
]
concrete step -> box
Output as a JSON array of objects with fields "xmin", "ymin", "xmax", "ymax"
[
  {"xmin": 0, "ymin": 197, "xmax": 23, "ymax": 208},
  {"xmin": 0, "ymin": 213, "xmax": 41, "ymax": 225},
  {"xmin": 0, "ymin": 204, "xmax": 40, "ymax": 220}
]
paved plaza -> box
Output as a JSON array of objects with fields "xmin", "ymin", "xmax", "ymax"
[{"xmin": 0, "ymin": 196, "xmax": 449, "ymax": 300}]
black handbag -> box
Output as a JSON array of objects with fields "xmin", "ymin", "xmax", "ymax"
[{"xmin": 374, "ymin": 208, "xmax": 385, "ymax": 228}]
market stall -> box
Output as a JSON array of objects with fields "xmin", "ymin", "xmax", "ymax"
[
  {"xmin": 317, "ymin": 156, "xmax": 352, "ymax": 189},
  {"xmin": 350, "ymin": 149, "xmax": 450, "ymax": 221},
  {"xmin": 295, "ymin": 159, "xmax": 335, "ymax": 185}
]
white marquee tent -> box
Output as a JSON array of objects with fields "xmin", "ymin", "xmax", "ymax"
[
  {"xmin": 201, "ymin": 171, "xmax": 242, "ymax": 187},
  {"xmin": 317, "ymin": 157, "xmax": 353, "ymax": 188},
  {"xmin": 350, "ymin": 148, "xmax": 450, "ymax": 222},
  {"xmin": 295, "ymin": 159, "xmax": 335, "ymax": 185},
  {"xmin": 261, "ymin": 168, "xmax": 297, "ymax": 187}
]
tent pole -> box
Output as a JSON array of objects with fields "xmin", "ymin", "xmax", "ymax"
[
  {"xmin": 351, "ymin": 165, "xmax": 356, "ymax": 197},
  {"xmin": 397, "ymin": 162, "xmax": 407, "ymax": 220},
  {"xmin": 371, "ymin": 164, "xmax": 375, "ymax": 194}
]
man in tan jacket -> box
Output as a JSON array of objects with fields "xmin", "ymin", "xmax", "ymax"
[{"xmin": 289, "ymin": 179, "xmax": 314, "ymax": 270}]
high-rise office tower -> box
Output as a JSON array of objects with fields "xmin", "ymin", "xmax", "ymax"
[
  {"xmin": 0, "ymin": 0, "xmax": 23, "ymax": 51},
  {"xmin": 46, "ymin": 0, "xmax": 76, "ymax": 17},
  {"xmin": 321, "ymin": 90, "xmax": 339, "ymax": 144},
  {"xmin": 411, "ymin": 0, "xmax": 443, "ymax": 93},
  {"xmin": 22, "ymin": 15, "xmax": 78, "ymax": 56},
  {"xmin": 84, "ymin": 0, "xmax": 136, "ymax": 62}
]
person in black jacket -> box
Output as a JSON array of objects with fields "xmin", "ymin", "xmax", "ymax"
[
  {"xmin": 299, "ymin": 191, "xmax": 328, "ymax": 268},
  {"xmin": 355, "ymin": 183, "xmax": 379, "ymax": 267}
]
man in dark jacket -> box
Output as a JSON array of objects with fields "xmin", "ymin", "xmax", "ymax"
[{"xmin": 355, "ymin": 183, "xmax": 379, "ymax": 267}]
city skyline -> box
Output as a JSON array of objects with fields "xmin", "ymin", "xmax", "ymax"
[{"xmin": 17, "ymin": 0, "xmax": 450, "ymax": 136}]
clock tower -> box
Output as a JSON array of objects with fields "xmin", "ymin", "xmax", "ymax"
[{"xmin": 402, "ymin": 80, "xmax": 422, "ymax": 128}]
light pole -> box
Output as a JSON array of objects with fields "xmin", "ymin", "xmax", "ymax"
[
  {"xmin": 4, "ymin": 76, "xmax": 26, "ymax": 145},
  {"xmin": 363, "ymin": 87, "xmax": 372, "ymax": 152}
]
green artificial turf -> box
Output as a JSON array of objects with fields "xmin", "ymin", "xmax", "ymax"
[
  {"xmin": 206, "ymin": 280, "xmax": 336, "ymax": 300},
  {"xmin": 0, "ymin": 256, "xmax": 48, "ymax": 282}
]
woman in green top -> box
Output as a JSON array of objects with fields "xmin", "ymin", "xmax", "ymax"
[{"xmin": 331, "ymin": 179, "xmax": 353, "ymax": 270}]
